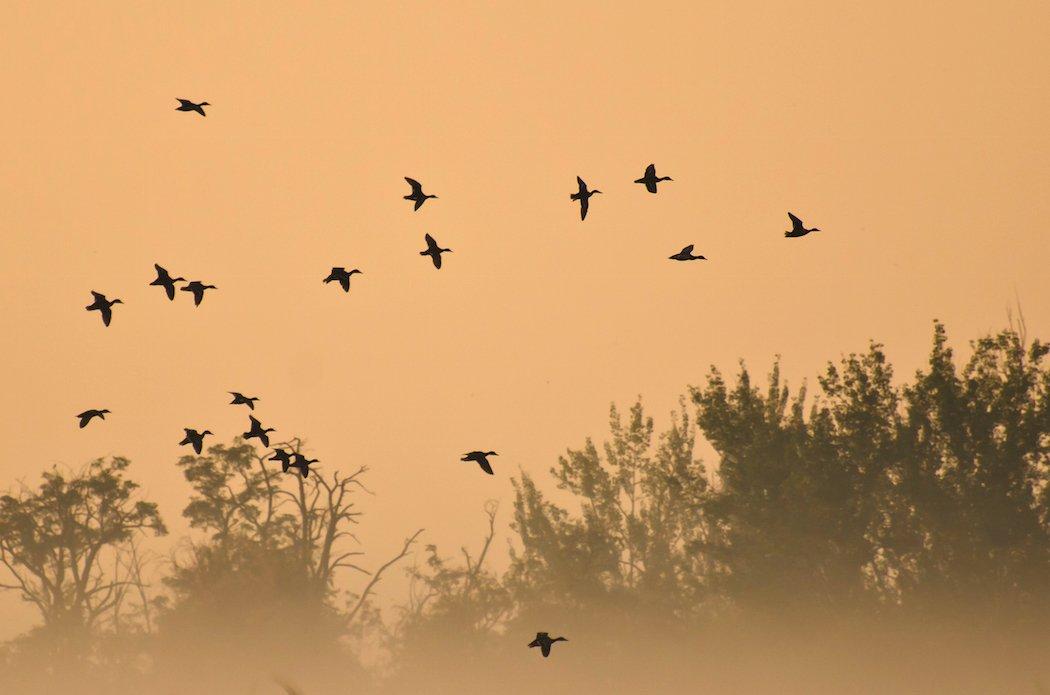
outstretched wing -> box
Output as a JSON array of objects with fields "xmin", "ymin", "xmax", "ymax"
[
  {"xmin": 477, "ymin": 457, "xmax": 494, "ymax": 475},
  {"xmin": 788, "ymin": 212, "xmax": 803, "ymax": 230},
  {"xmin": 541, "ymin": 643, "xmax": 551, "ymax": 657},
  {"xmin": 680, "ymin": 244, "xmax": 694, "ymax": 255},
  {"xmin": 579, "ymin": 195, "xmax": 589, "ymax": 220},
  {"xmin": 405, "ymin": 177, "xmax": 423, "ymax": 195}
]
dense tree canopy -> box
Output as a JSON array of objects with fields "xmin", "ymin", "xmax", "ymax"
[{"xmin": 0, "ymin": 457, "xmax": 166, "ymax": 633}]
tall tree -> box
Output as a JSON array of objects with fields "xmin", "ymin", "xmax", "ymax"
[
  {"xmin": 0, "ymin": 457, "xmax": 166, "ymax": 635},
  {"xmin": 165, "ymin": 437, "xmax": 422, "ymax": 635},
  {"xmin": 892, "ymin": 322, "xmax": 1050, "ymax": 612},
  {"xmin": 508, "ymin": 399, "xmax": 713, "ymax": 620}
]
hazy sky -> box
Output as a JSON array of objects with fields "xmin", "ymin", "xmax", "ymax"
[{"xmin": 2, "ymin": 1, "xmax": 1049, "ymax": 638}]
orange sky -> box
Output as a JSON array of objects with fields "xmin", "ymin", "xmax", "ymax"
[{"xmin": 2, "ymin": 1, "xmax": 1049, "ymax": 638}]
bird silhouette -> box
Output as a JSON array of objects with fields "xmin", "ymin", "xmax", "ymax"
[
  {"xmin": 181, "ymin": 281, "xmax": 217, "ymax": 306},
  {"xmin": 76, "ymin": 409, "xmax": 110, "ymax": 428},
  {"xmin": 150, "ymin": 264, "xmax": 186, "ymax": 300},
  {"xmin": 461, "ymin": 451, "xmax": 498, "ymax": 475},
  {"xmin": 404, "ymin": 177, "xmax": 437, "ymax": 211},
  {"xmin": 179, "ymin": 428, "xmax": 213, "ymax": 455},
  {"xmin": 269, "ymin": 448, "xmax": 295, "ymax": 473},
  {"xmin": 229, "ymin": 392, "xmax": 260, "ymax": 410},
  {"xmin": 528, "ymin": 632, "xmax": 568, "ymax": 657},
  {"xmin": 634, "ymin": 163, "xmax": 673, "ymax": 193},
  {"xmin": 323, "ymin": 267, "xmax": 363, "ymax": 293},
  {"xmin": 570, "ymin": 177, "xmax": 601, "ymax": 220},
  {"xmin": 784, "ymin": 212, "xmax": 820, "ymax": 238},
  {"xmin": 85, "ymin": 291, "xmax": 122, "ymax": 327},
  {"xmin": 420, "ymin": 233, "xmax": 452, "ymax": 269},
  {"xmin": 243, "ymin": 415, "xmax": 275, "ymax": 448},
  {"xmin": 176, "ymin": 99, "xmax": 209, "ymax": 117},
  {"xmin": 669, "ymin": 244, "xmax": 707, "ymax": 261},
  {"xmin": 289, "ymin": 454, "xmax": 318, "ymax": 478}
]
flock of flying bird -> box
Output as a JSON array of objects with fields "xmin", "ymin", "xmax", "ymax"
[{"xmin": 74, "ymin": 98, "xmax": 826, "ymax": 659}]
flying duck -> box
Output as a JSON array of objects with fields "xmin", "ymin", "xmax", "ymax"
[
  {"xmin": 150, "ymin": 264, "xmax": 186, "ymax": 300},
  {"xmin": 179, "ymin": 428, "xmax": 213, "ymax": 455},
  {"xmin": 669, "ymin": 245, "xmax": 706, "ymax": 261},
  {"xmin": 633, "ymin": 163, "xmax": 672, "ymax": 193},
  {"xmin": 785, "ymin": 212, "xmax": 820, "ymax": 238},
  {"xmin": 528, "ymin": 632, "xmax": 568, "ymax": 658},
  {"xmin": 570, "ymin": 177, "xmax": 601, "ymax": 220},
  {"xmin": 76, "ymin": 409, "xmax": 110, "ymax": 428},
  {"xmin": 404, "ymin": 177, "xmax": 438, "ymax": 211},
  {"xmin": 461, "ymin": 451, "xmax": 498, "ymax": 475},
  {"xmin": 243, "ymin": 415, "xmax": 275, "ymax": 448},
  {"xmin": 181, "ymin": 281, "xmax": 217, "ymax": 306},
  {"xmin": 323, "ymin": 267, "xmax": 363, "ymax": 293},
  {"xmin": 85, "ymin": 292, "xmax": 122, "ymax": 327},
  {"xmin": 420, "ymin": 233, "xmax": 452, "ymax": 269},
  {"xmin": 176, "ymin": 99, "xmax": 209, "ymax": 117}
]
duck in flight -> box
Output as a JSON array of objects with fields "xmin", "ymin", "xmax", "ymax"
[
  {"xmin": 179, "ymin": 428, "xmax": 213, "ymax": 455},
  {"xmin": 528, "ymin": 632, "xmax": 568, "ymax": 658},
  {"xmin": 634, "ymin": 163, "xmax": 672, "ymax": 193},
  {"xmin": 323, "ymin": 267, "xmax": 363, "ymax": 293},
  {"xmin": 669, "ymin": 245, "xmax": 706, "ymax": 261},
  {"xmin": 570, "ymin": 177, "xmax": 601, "ymax": 220},
  {"xmin": 85, "ymin": 291, "xmax": 122, "ymax": 327},
  {"xmin": 785, "ymin": 212, "xmax": 820, "ymax": 238},
  {"xmin": 229, "ymin": 392, "xmax": 260, "ymax": 410},
  {"xmin": 289, "ymin": 454, "xmax": 318, "ymax": 478},
  {"xmin": 243, "ymin": 415, "xmax": 275, "ymax": 448},
  {"xmin": 149, "ymin": 264, "xmax": 186, "ymax": 300},
  {"xmin": 76, "ymin": 409, "xmax": 110, "ymax": 428},
  {"xmin": 404, "ymin": 177, "xmax": 438, "ymax": 211},
  {"xmin": 269, "ymin": 448, "xmax": 295, "ymax": 473},
  {"xmin": 181, "ymin": 280, "xmax": 217, "ymax": 306},
  {"xmin": 176, "ymin": 99, "xmax": 209, "ymax": 117},
  {"xmin": 461, "ymin": 451, "xmax": 498, "ymax": 475},
  {"xmin": 420, "ymin": 233, "xmax": 452, "ymax": 269}
]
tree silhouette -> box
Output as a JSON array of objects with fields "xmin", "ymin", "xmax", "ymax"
[
  {"xmin": 0, "ymin": 457, "xmax": 166, "ymax": 646},
  {"xmin": 892, "ymin": 322, "xmax": 1050, "ymax": 613},
  {"xmin": 508, "ymin": 399, "xmax": 714, "ymax": 620},
  {"xmin": 692, "ymin": 322, "xmax": 1050, "ymax": 616},
  {"xmin": 169, "ymin": 437, "xmax": 422, "ymax": 621}
]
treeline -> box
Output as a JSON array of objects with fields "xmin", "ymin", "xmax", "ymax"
[{"xmin": 1, "ymin": 321, "xmax": 1047, "ymax": 693}]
